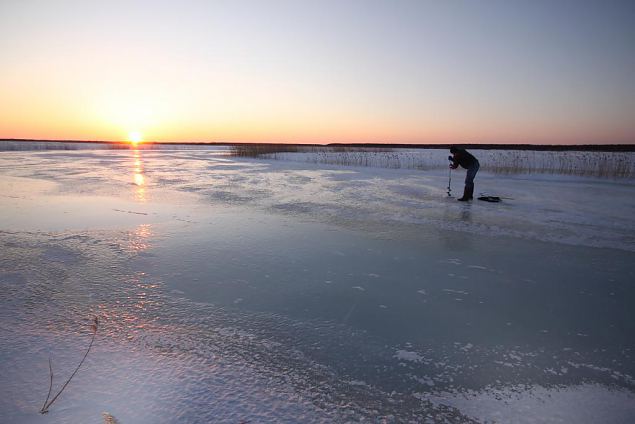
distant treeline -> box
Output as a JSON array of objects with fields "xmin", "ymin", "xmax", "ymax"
[
  {"xmin": 2, "ymin": 138, "xmax": 634, "ymax": 152},
  {"xmin": 0, "ymin": 139, "xmax": 228, "ymax": 147},
  {"xmin": 231, "ymin": 142, "xmax": 635, "ymax": 153},
  {"xmin": 325, "ymin": 143, "xmax": 635, "ymax": 152}
]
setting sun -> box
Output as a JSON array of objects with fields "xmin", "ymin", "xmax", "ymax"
[{"xmin": 128, "ymin": 131, "xmax": 143, "ymax": 144}]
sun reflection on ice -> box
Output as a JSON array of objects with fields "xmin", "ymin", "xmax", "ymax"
[
  {"xmin": 131, "ymin": 148, "xmax": 146, "ymax": 202},
  {"xmin": 93, "ymin": 223, "xmax": 163, "ymax": 338},
  {"xmin": 129, "ymin": 223, "xmax": 153, "ymax": 252}
]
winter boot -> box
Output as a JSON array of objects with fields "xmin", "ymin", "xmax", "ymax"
[{"xmin": 457, "ymin": 186, "xmax": 474, "ymax": 201}]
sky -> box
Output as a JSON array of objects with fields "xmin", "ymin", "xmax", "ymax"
[{"xmin": 1, "ymin": 0, "xmax": 634, "ymax": 144}]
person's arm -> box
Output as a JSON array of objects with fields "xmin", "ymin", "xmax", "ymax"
[{"xmin": 449, "ymin": 155, "xmax": 459, "ymax": 169}]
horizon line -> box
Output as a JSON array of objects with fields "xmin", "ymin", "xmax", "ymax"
[{"xmin": 2, "ymin": 138, "xmax": 635, "ymax": 152}]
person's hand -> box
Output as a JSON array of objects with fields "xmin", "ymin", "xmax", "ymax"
[{"xmin": 449, "ymin": 163, "xmax": 458, "ymax": 169}]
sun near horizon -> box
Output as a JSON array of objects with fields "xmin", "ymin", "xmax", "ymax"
[
  {"xmin": 1, "ymin": 2, "xmax": 634, "ymax": 145},
  {"xmin": 127, "ymin": 131, "xmax": 143, "ymax": 145}
]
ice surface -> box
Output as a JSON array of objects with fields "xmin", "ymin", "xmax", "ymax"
[{"xmin": 1, "ymin": 147, "xmax": 634, "ymax": 423}]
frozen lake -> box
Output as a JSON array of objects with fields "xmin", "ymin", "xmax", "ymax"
[{"xmin": 1, "ymin": 147, "xmax": 634, "ymax": 423}]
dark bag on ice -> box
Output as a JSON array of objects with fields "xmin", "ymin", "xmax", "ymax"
[{"xmin": 478, "ymin": 196, "xmax": 501, "ymax": 203}]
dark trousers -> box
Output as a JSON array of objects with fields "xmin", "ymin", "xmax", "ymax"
[{"xmin": 465, "ymin": 161, "xmax": 480, "ymax": 191}]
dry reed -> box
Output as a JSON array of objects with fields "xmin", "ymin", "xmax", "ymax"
[{"xmin": 40, "ymin": 316, "xmax": 99, "ymax": 414}]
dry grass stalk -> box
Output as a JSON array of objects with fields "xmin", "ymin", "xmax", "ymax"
[{"xmin": 40, "ymin": 316, "xmax": 99, "ymax": 414}]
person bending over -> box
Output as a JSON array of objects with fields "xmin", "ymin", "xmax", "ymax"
[{"xmin": 449, "ymin": 146, "xmax": 480, "ymax": 201}]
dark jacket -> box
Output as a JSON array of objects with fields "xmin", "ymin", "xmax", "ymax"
[{"xmin": 451, "ymin": 148, "xmax": 478, "ymax": 169}]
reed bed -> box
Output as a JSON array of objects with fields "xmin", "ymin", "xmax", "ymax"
[
  {"xmin": 0, "ymin": 141, "xmax": 132, "ymax": 151},
  {"xmin": 230, "ymin": 145, "xmax": 635, "ymax": 178},
  {"xmin": 230, "ymin": 143, "xmax": 300, "ymax": 156},
  {"xmin": 481, "ymin": 150, "xmax": 634, "ymax": 178}
]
